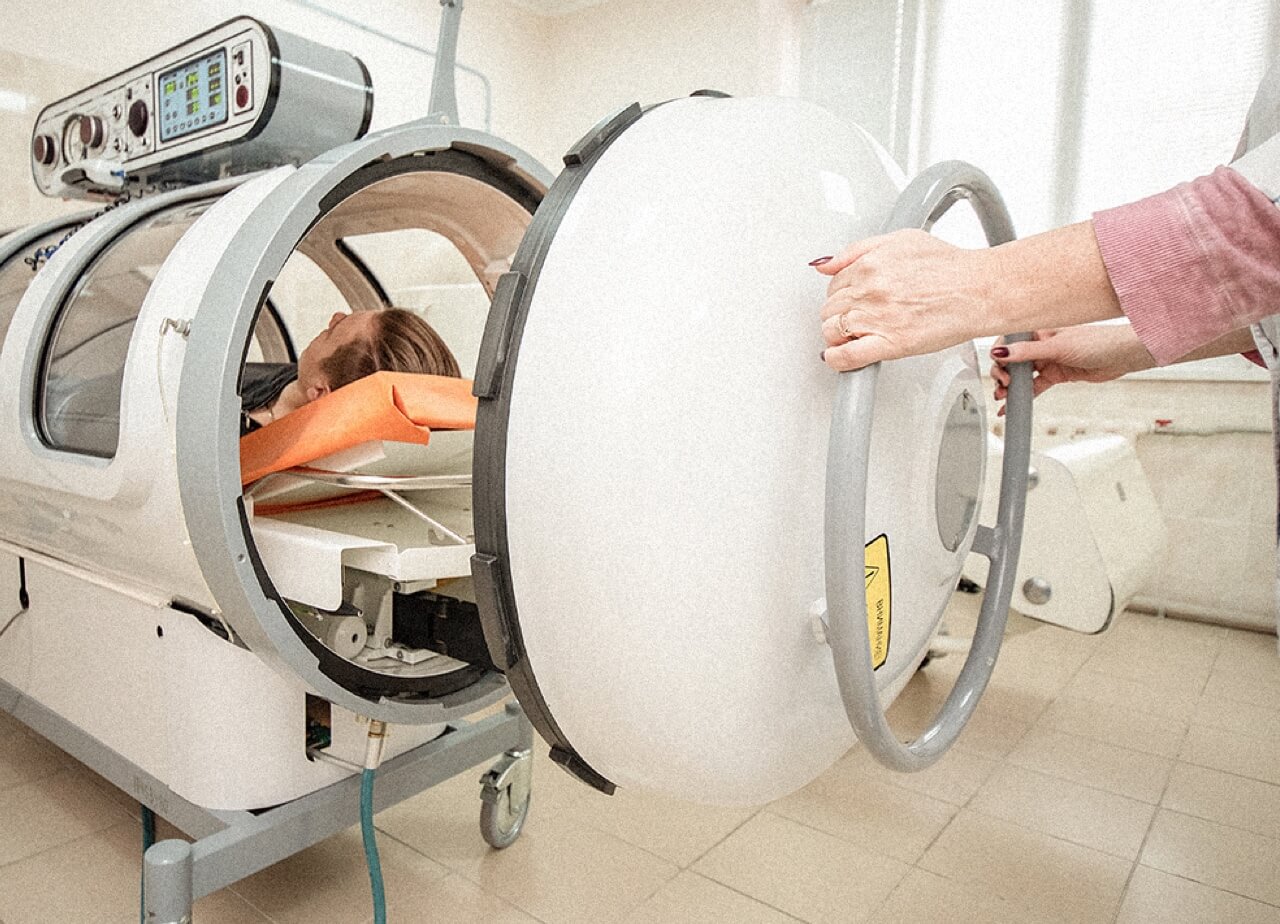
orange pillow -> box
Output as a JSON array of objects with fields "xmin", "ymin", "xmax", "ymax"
[{"xmin": 240, "ymin": 371, "xmax": 477, "ymax": 485}]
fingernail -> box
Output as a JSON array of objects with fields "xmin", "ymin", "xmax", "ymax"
[
  {"xmin": 991, "ymin": 347, "xmax": 1010, "ymax": 358},
  {"xmin": 820, "ymin": 350, "xmax": 828, "ymax": 362},
  {"xmin": 809, "ymin": 256, "xmax": 833, "ymax": 267}
]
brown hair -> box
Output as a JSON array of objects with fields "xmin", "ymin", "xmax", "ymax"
[{"xmin": 320, "ymin": 308, "xmax": 460, "ymax": 391}]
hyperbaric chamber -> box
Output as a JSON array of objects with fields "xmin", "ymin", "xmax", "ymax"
[{"xmin": 0, "ymin": 93, "xmax": 1028, "ymax": 807}]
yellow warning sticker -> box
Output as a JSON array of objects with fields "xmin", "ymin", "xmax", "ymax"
[{"xmin": 865, "ymin": 534, "xmax": 892, "ymax": 670}]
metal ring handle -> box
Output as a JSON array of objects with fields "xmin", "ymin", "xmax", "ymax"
[{"xmin": 824, "ymin": 160, "xmax": 1032, "ymax": 772}]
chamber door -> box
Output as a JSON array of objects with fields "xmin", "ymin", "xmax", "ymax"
[{"xmin": 473, "ymin": 96, "xmax": 925, "ymax": 804}]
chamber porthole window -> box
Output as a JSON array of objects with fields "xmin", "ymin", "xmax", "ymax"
[
  {"xmin": 36, "ymin": 200, "xmax": 211, "ymax": 458},
  {"xmin": 0, "ymin": 224, "xmax": 80, "ymax": 350}
]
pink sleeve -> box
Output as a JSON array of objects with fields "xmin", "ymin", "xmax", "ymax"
[{"xmin": 1091, "ymin": 165, "xmax": 1280, "ymax": 365}]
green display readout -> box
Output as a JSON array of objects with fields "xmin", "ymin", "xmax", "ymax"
[{"xmin": 158, "ymin": 48, "xmax": 230, "ymax": 143}]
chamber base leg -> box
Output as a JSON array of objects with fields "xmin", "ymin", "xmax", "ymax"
[{"xmin": 144, "ymin": 839, "xmax": 193, "ymax": 924}]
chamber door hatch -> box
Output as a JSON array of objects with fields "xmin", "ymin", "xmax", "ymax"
[{"xmin": 470, "ymin": 94, "xmax": 1001, "ymax": 804}]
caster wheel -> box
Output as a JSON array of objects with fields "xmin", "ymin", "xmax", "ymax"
[
  {"xmin": 479, "ymin": 749, "xmax": 532, "ymax": 849},
  {"xmin": 480, "ymin": 785, "xmax": 530, "ymax": 849}
]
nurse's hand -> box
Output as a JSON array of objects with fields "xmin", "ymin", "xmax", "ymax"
[
  {"xmin": 815, "ymin": 229, "xmax": 998, "ymax": 371},
  {"xmin": 815, "ymin": 221, "xmax": 1126, "ymax": 372},
  {"xmin": 989, "ymin": 323, "xmax": 1155, "ymax": 413}
]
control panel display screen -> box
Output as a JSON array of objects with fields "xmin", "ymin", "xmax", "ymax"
[{"xmin": 158, "ymin": 49, "xmax": 229, "ymax": 143}]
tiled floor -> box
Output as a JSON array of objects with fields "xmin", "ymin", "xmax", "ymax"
[{"xmin": 1, "ymin": 598, "xmax": 1278, "ymax": 923}]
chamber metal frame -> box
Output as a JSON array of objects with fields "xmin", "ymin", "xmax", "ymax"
[
  {"xmin": 0, "ymin": 672, "xmax": 530, "ymax": 922},
  {"xmin": 177, "ymin": 125, "xmax": 549, "ymax": 724}
]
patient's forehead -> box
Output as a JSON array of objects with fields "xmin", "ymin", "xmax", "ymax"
[{"xmin": 335, "ymin": 309, "xmax": 378, "ymax": 341}]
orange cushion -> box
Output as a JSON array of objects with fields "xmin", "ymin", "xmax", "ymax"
[{"xmin": 240, "ymin": 371, "xmax": 477, "ymax": 485}]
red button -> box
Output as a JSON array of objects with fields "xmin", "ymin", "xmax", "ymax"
[{"xmin": 236, "ymin": 85, "xmax": 250, "ymax": 109}]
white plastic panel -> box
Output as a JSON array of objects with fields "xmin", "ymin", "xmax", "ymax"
[
  {"xmin": 250, "ymin": 506, "xmax": 474, "ymax": 611},
  {"xmin": 965, "ymin": 434, "xmax": 1166, "ymax": 633},
  {"xmin": 499, "ymin": 97, "xmax": 983, "ymax": 803}
]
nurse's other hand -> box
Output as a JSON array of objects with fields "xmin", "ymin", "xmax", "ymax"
[
  {"xmin": 816, "ymin": 229, "xmax": 997, "ymax": 371},
  {"xmin": 990, "ymin": 323, "xmax": 1154, "ymax": 413}
]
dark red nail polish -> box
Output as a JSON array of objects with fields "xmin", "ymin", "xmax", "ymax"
[
  {"xmin": 820, "ymin": 350, "xmax": 827, "ymax": 362},
  {"xmin": 809, "ymin": 256, "xmax": 833, "ymax": 267},
  {"xmin": 991, "ymin": 347, "xmax": 1010, "ymax": 358}
]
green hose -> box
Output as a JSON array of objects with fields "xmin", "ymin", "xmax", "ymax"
[
  {"xmin": 361, "ymin": 768, "xmax": 387, "ymax": 924},
  {"xmin": 140, "ymin": 805, "xmax": 156, "ymax": 924}
]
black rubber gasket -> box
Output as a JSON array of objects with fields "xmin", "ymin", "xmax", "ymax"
[
  {"xmin": 238, "ymin": 148, "xmax": 541, "ymax": 705},
  {"xmin": 470, "ymin": 101, "xmax": 655, "ymax": 796}
]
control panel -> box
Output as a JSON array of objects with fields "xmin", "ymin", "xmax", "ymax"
[{"xmin": 31, "ymin": 18, "xmax": 373, "ymax": 200}]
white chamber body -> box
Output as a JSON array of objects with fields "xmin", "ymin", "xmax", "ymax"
[
  {"xmin": 0, "ymin": 96, "xmax": 990, "ymax": 808},
  {"xmin": 0, "ymin": 122, "xmax": 552, "ymax": 807}
]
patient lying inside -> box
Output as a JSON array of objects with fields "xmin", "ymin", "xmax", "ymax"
[{"xmin": 241, "ymin": 307, "xmax": 460, "ymax": 435}]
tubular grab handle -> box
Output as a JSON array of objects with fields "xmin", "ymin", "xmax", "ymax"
[{"xmin": 824, "ymin": 160, "xmax": 1033, "ymax": 772}]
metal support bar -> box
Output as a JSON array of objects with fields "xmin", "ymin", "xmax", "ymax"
[
  {"xmin": 0, "ymin": 675, "xmax": 530, "ymax": 921},
  {"xmin": 428, "ymin": 0, "xmax": 465, "ymax": 125},
  {"xmin": 185, "ymin": 707, "xmax": 531, "ymax": 901}
]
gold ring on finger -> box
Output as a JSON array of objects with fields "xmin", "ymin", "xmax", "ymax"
[{"xmin": 838, "ymin": 312, "xmax": 856, "ymax": 340}]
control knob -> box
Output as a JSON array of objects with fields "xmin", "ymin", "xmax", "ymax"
[
  {"xmin": 127, "ymin": 99, "xmax": 149, "ymax": 138},
  {"xmin": 32, "ymin": 134, "xmax": 57, "ymax": 166},
  {"xmin": 78, "ymin": 115, "xmax": 105, "ymax": 149}
]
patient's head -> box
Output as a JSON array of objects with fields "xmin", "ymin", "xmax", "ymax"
[{"xmin": 297, "ymin": 307, "xmax": 460, "ymax": 401}]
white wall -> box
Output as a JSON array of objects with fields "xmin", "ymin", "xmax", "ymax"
[
  {"xmin": 529, "ymin": 0, "xmax": 785, "ymax": 164},
  {"xmin": 0, "ymin": 0, "xmax": 554, "ymax": 228}
]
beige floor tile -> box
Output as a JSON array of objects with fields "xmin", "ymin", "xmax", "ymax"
[
  {"xmin": 0, "ymin": 823, "xmax": 270, "ymax": 924},
  {"xmin": 622, "ymin": 870, "xmax": 798, "ymax": 924},
  {"xmin": 562, "ymin": 779, "xmax": 758, "ymax": 868},
  {"xmin": 382, "ymin": 768, "xmax": 678, "ymax": 924},
  {"xmin": 0, "ymin": 768, "xmax": 131, "ymax": 867},
  {"xmin": 1108, "ymin": 613, "xmax": 1227, "ymax": 662},
  {"xmin": 459, "ymin": 823, "xmax": 678, "ymax": 924},
  {"xmin": 906, "ymin": 626, "xmax": 1056, "ymax": 725},
  {"xmin": 1202, "ymin": 663, "xmax": 1280, "ymax": 712},
  {"xmin": 1064, "ymin": 668, "xmax": 1202, "ymax": 722},
  {"xmin": 1007, "ymin": 619, "xmax": 1109, "ymax": 665},
  {"xmin": 1218, "ymin": 627, "xmax": 1280, "ymax": 661},
  {"xmin": 375, "ymin": 742, "xmax": 582, "ymax": 861},
  {"xmin": 768, "ymin": 752, "xmax": 956, "ymax": 863},
  {"xmin": 950, "ymin": 704, "xmax": 1036, "ymax": 760},
  {"xmin": 988, "ymin": 640, "xmax": 1090, "ymax": 698},
  {"xmin": 919, "ymin": 810, "xmax": 1131, "ymax": 924},
  {"xmin": 1117, "ymin": 865, "xmax": 1280, "ymax": 924},
  {"xmin": 876, "ymin": 867, "xmax": 1079, "ymax": 924},
  {"xmin": 969, "ymin": 763, "xmax": 1155, "ymax": 859},
  {"xmin": 371, "ymin": 872, "xmax": 540, "ymax": 924},
  {"xmin": 0, "ymin": 723, "xmax": 71, "ymax": 793},
  {"xmin": 1180, "ymin": 723, "xmax": 1280, "ymax": 787},
  {"xmin": 0, "ymin": 709, "xmax": 28, "ymax": 738},
  {"xmin": 1191, "ymin": 694, "xmax": 1280, "ymax": 742},
  {"xmin": 1163, "ymin": 762, "xmax": 1280, "ymax": 840},
  {"xmin": 231, "ymin": 826, "xmax": 448, "ymax": 924},
  {"xmin": 888, "ymin": 671, "xmax": 1033, "ymax": 761},
  {"xmin": 693, "ymin": 812, "xmax": 909, "ymax": 924},
  {"xmin": 843, "ymin": 740, "xmax": 998, "ymax": 807},
  {"xmin": 1037, "ymin": 694, "xmax": 1187, "ymax": 758},
  {"xmin": 1142, "ymin": 809, "xmax": 1280, "ymax": 906},
  {"xmin": 1007, "ymin": 726, "xmax": 1173, "ymax": 803}
]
